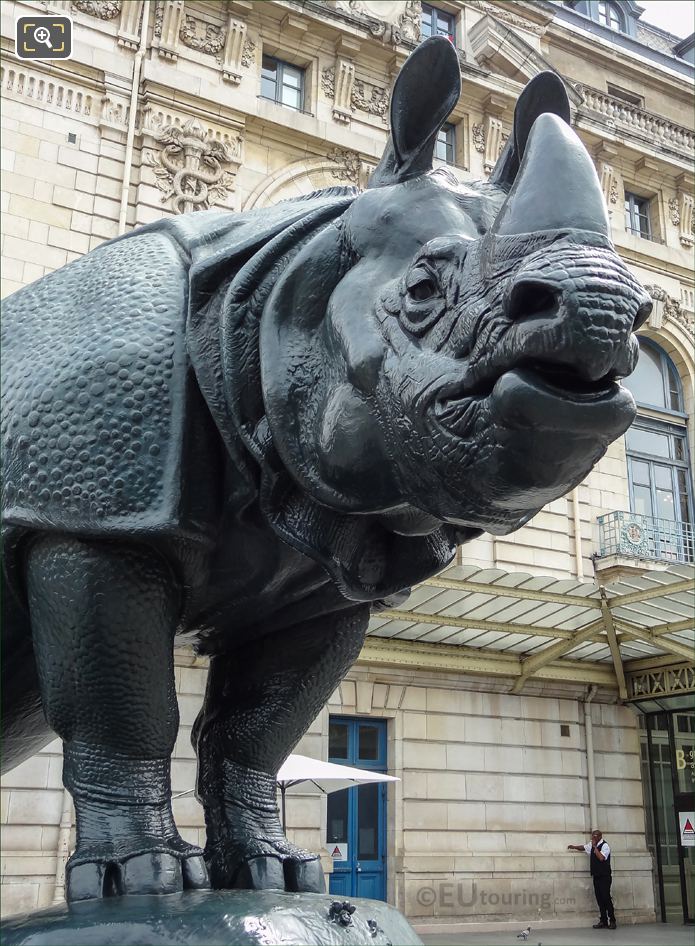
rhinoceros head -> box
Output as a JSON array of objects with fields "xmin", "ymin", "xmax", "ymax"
[{"xmin": 260, "ymin": 37, "xmax": 651, "ymax": 541}]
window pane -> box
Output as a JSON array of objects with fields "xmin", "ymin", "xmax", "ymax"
[
  {"xmin": 421, "ymin": 6, "xmax": 433, "ymax": 37},
  {"xmin": 435, "ymin": 131, "xmax": 447, "ymax": 162},
  {"xmin": 667, "ymin": 362, "xmax": 682, "ymax": 411},
  {"xmin": 326, "ymin": 788, "xmax": 349, "ymax": 844},
  {"xmin": 626, "ymin": 427, "xmax": 670, "ymax": 457},
  {"xmin": 677, "ymin": 470, "xmax": 692, "ymax": 523},
  {"xmin": 359, "ymin": 724, "xmax": 379, "ymax": 761},
  {"xmin": 654, "ymin": 465, "xmax": 672, "ymax": 490},
  {"xmin": 282, "ymin": 65, "xmax": 302, "ymax": 88},
  {"xmin": 656, "ymin": 488, "xmax": 676, "ymax": 521},
  {"xmin": 329, "ymin": 721, "xmax": 349, "ymax": 759},
  {"xmin": 281, "ymin": 83, "xmax": 301, "ymax": 109},
  {"xmin": 623, "ymin": 344, "xmax": 666, "ymax": 407},
  {"xmin": 631, "ymin": 460, "xmax": 651, "ymax": 486},
  {"xmin": 261, "ymin": 74, "xmax": 276, "ymax": 100},
  {"xmin": 357, "ymin": 783, "xmax": 378, "ymax": 859},
  {"xmin": 633, "ymin": 484, "xmax": 653, "ymax": 516}
]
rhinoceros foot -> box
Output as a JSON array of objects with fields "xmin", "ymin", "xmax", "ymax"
[
  {"xmin": 205, "ymin": 832, "xmax": 325, "ymax": 893},
  {"xmin": 66, "ymin": 833, "xmax": 209, "ymax": 901}
]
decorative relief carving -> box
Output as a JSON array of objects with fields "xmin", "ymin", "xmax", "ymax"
[
  {"xmin": 472, "ymin": 123, "xmax": 485, "ymax": 153},
  {"xmin": 327, "ymin": 147, "xmax": 362, "ymax": 185},
  {"xmin": 99, "ymin": 94, "xmax": 129, "ymax": 129},
  {"xmin": 72, "ymin": 0, "xmax": 122, "ymax": 18},
  {"xmin": 597, "ymin": 162, "xmax": 619, "ymax": 208},
  {"xmin": 241, "ymin": 37, "xmax": 256, "ymax": 68},
  {"xmin": 668, "ymin": 196, "xmax": 680, "ymax": 226},
  {"xmin": 0, "ymin": 64, "xmax": 94, "ymax": 119},
  {"xmin": 335, "ymin": 0, "xmax": 421, "ymax": 45},
  {"xmin": 466, "ymin": 0, "xmax": 545, "ymax": 35},
  {"xmin": 143, "ymin": 118, "xmax": 243, "ymax": 214},
  {"xmin": 179, "ymin": 15, "xmax": 225, "ymax": 55},
  {"xmin": 644, "ymin": 285, "xmax": 694, "ymax": 330},
  {"xmin": 322, "ymin": 68, "xmax": 388, "ymax": 120},
  {"xmin": 352, "ymin": 77, "xmax": 388, "ymax": 118},
  {"xmin": 674, "ymin": 190, "xmax": 694, "ymax": 247}
]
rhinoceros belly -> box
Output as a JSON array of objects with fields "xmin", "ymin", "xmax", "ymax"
[{"xmin": 2, "ymin": 228, "xmax": 217, "ymax": 544}]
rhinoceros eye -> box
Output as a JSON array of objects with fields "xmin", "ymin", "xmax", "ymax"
[{"xmin": 406, "ymin": 267, "xmax": 437, "ymax": 302}]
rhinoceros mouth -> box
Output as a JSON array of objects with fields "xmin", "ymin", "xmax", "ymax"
[{"xmin": 433, "ymin": 363, "xmax": 633, "ymax": 437}]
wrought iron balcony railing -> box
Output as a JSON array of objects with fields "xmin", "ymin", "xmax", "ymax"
[{"xmin": 597, "ymin": 510, "xmax": 695, "ymax": 565}]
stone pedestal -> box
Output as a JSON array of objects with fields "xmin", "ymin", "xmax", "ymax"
[{"xmin": 1, "ymin": 890, "xmax": 422, "ymax": 946}]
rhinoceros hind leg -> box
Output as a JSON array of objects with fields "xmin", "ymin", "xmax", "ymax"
[
  {"xmin": 26, "ymin": 535, "xmax": 209, "ymax": 900},
  {"xmin": 194, "ymin": 606, "xmax": 369, "ymax": 893}
]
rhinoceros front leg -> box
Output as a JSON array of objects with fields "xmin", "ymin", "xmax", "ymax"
[
  {"xmin": 193, "ymin": 604, "xmax": 369, "ymax": 893},
  {"xmin": 26, "ymin": 535, "xmax": 209, "ymax": 901}
]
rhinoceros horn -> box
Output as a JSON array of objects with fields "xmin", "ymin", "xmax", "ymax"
[
  {"xmin": 490, "ymin": 110, "xmax": 610, "ymax": 238},
  {"xmin": 368, "ymin": 35, "xmax": 461, "ymax": 188}
]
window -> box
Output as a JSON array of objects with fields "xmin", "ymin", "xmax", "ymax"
[
  {"xmin": 625, "ymin": 191, "xmax": 651, "ymax": 239},
  {"xmin": 435, "ymin": 123, "xmax": 455, "ymax": 164},
  {"xmin": 261, "ymin": 55, "xmax": 304, "ymax": 111},
  {"xmin": 421, "ymin": 3, "xmax": 455, "ymax": 42},
  {"xmin": 623, "ymin": 340, "xmax": 693, "ymax": 562},
  {"xmin": 606, "ymin": 83, "xmax": 644, "ymax": 108},
  {"xmin": 597, "ymin": 1, "xmax": 622, "ymax": 30}
]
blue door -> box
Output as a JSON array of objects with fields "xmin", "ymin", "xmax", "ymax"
[{"xmin": 327, "ymin": 717, "xmax": 388, "ymax": 901}]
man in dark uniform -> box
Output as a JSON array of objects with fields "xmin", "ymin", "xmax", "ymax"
[{"xmin": 568, "ymin": 830, "xmax": 616, "ymax": 929}]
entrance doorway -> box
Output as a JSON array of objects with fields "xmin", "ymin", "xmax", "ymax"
[
  {"xmin": 640, "ymin": 710, "xmax": 695, "ymax": 923},
  {"xmin": 326, "ymin": 716, "xmax": 388, "ymax": 900}
]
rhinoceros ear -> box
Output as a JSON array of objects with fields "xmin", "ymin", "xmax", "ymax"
[
  {"xmin": 489, "ymin": 71, "xmax": 571, "ymax": 190},
  {"xmin": 368, "ymin": 36, "xmax": 461, "ymax": 188}
]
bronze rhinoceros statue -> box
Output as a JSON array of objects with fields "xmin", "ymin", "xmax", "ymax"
[{"xmin": 1, "ymin": 37, "xmax": 650, "ymax": 901}]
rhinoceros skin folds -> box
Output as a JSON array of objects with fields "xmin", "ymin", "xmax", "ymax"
[{"xmin": 1, "ymin": 35, "xmax": 651, "ymax": 914}]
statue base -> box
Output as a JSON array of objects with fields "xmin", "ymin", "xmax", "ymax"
[{"xmin": 1, "ymin": 889, "xmax": 423, "ymax": 945}]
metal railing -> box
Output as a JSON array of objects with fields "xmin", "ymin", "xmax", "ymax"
[{"xmin": 597, "ymin": 510, "xmax": 694, "ymax": 564}]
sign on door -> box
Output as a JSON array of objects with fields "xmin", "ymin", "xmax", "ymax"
[
  {"xmin": 679, "ymin": 812, "xmax": 695, "ymax": 847},
  {"xmin": 329, "ymin": 843, "xmax": 348, "ymax": 860}
]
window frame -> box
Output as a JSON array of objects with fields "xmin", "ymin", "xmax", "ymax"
[
  {"xmin": 435, "ymin": 122, "xmax": 456, "ymax": 164},
  {"xmin": 260, "ymin": 54, "xmax": 306, "ymax": 112},
  {"xmin": 421, "ymin": 3, "xmax": 456, "ymax": 43},
  {"xmin": 624, "ymin": 190, "xmax": 652, "ymax": 240},
  {"xmin": 597, "ymin": 1, "xmax": 623, "ymax": 30}
]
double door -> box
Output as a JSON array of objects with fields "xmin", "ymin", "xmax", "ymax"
[{"xmin": 326, "ymin": 717, "xmax": 388, "ymax": 901}]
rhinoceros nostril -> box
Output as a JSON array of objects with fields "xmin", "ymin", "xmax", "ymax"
[
  {"xmin": 506, "ymin": 279, "xmax": 560, "ymax": 321},
  {"xmin": 633, "ymin": 299, "xmax": 652, "ymax": 331}
]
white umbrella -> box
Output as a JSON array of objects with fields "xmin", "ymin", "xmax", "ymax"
[{"xmin": 277, "ymin": 753, "xmax": 399, "ymax": 831}]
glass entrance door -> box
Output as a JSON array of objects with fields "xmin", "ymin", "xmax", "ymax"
[
  {"xmin": 643, "ymin": 711, "xmax": 695, "ymax": 923},
  {"xmin": 326, "ymin": 717, "xmax": 388, "ymax": 901}
]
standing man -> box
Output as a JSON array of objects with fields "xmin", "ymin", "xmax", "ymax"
[{"xmin": 568, "ymin": 830, "xmax": 616, "ymax": 929}]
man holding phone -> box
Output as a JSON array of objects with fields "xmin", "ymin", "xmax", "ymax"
[{"xmin": 568, "ymin": 829, "xmax": 616, "ymax": 929}]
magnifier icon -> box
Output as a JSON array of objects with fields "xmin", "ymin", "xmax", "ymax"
[{"xmin": 34, "ymin": 26, "xmax": 53, "ymax": 49}]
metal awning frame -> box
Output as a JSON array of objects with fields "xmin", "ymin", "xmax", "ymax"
[{"xmin": 365, "ymin": 565, "xmax": 694, "ymax": 695}]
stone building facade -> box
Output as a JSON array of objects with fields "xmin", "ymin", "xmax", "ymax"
[{"xmin": 1, "ymin": 0, "xmax": 693, "ymax": 933}]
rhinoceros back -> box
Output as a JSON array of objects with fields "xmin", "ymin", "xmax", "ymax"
[{"xmin": 2, "ymin": 228, "xmax": 209, "ymax": 542}]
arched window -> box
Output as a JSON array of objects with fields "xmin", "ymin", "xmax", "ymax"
[
  {"xmin": 597, "ymin": 1, "xmax": 623, "ymax": 30},
  {"xmin": 622, "ymin": 340, "xmax": 693, "ymax": 561}
]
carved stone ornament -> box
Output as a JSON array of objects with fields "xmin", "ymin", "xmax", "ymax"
[
  {"xmin": 668, "ymin": 196, "xmax": 681, "ymax": 225},
  {"xmin": 327, "ymin": 147, "xmax": 362, "ymax": 185},
  {"xmin": 334, "ymin": 0, "xmax": 422, "ymax": 45},
  {"xmin": 322, "ymin": 67, "xmax": 389, "ymax": 120},
  {"xmin": 153, "ymin": 0, "xmax": 183, "ymax": 60},
  {"xmin": 143, "ymin": 118, "xmax": 242, "ymax": 213},
  {"xmin": 467, "ymin": 0, "xmax": 545, "ymax": 35},
  {"xmin": 1, "ymin": 39, "xmax": 655, "ymax": 940},
  {"xmin": 179, "ymin": 15, "xmax": 225, "ymax": 56},
  {"xmin": 644, "ymin": 284, "xmax": 694, "ymax": 330},
  {"xmin": 71, "ymin": 0, "xmax": 122, "ymax": 18},
  {"xmin": 472, "ymin": 123, "xmax": 485, "ymax": 153}
]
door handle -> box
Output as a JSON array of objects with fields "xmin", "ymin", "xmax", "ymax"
[{"xmin": 356, "ymin": 863, "xmax": 362, "ymax": 873}]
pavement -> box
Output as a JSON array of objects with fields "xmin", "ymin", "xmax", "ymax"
[{"xmin": 419, "ymin": 922, "xmax": 693, "ymax": 946}]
